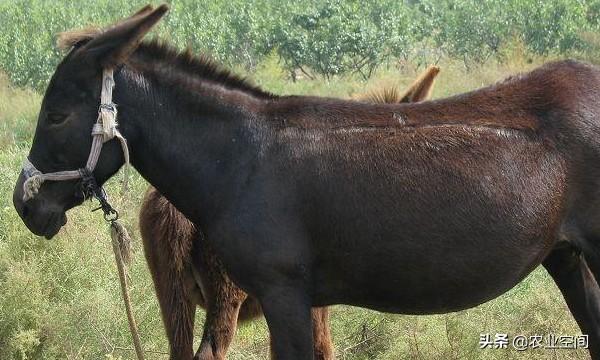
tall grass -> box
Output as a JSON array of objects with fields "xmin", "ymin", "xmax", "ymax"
[{"xmin": 0, "ymin": 55, "xmax": 591, "ymax": 359}]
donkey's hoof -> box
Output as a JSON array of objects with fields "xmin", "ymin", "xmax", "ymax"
[{"xmin": 194, "ymin": 347, "xmax": 222, "ymax": 360}]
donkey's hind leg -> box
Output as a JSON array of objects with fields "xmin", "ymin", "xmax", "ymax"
[
  {"xmin": 543, "ymin": 244, "xmax": 600, "ymax": 359},
  {"xmin": 311, "ymin": 307, "xmax": 334, "ymax": 360},
  {"xmin": 140, "ymin": 188, "xmax": 198, "ymax": 360},
  {"xmin": 576, "ymin": 235, "xmax": 600, "ymax": 284},
  {"xmin": 141, "ymin": 230, "xmax": 198, "ymax": 360},
  {"xmin": 145, "ymin": 249, "xmax": 198, "ymax": 360},
  {"xmin": 193, "ymin": 239, "xmax": 248, "ymax": 360}
]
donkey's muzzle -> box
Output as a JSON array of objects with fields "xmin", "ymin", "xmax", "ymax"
[{"xmin": 13, "ymin": 171, "xmax": 66, "ymax": 239}]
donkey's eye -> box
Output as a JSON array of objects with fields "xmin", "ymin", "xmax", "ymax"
[{"xmin": 46, "ymin": 112, "xmax": 68, "ymax": 125}]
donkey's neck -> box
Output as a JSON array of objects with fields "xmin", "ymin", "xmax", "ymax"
[{"xmin": 114, "ymin": 66, "xmax": 264, "ymax": 225}]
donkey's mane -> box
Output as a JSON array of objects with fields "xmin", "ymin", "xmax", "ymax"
[
  {"xmin": 134, "ymin": 39, "xmax": 275, "ymax": 99},
  {"xmin": 58, "ymin": 28, "xmax": 275, "ymax": 99},
  {"xmin": 57, "ymin": 27, "xmax": 102, "ymax": 50}
]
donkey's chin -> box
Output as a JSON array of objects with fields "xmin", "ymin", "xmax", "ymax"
[{"xmin": 41, "ymin": 212, "xmax": 67, "ymax": 240}]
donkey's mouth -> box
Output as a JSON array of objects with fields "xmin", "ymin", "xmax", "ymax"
[{"xmin": 43, "ymin": 212, "xmax": 67, "ymax": 239}]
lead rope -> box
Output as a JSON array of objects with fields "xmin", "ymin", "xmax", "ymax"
[
  {"xmin": 110, "ymin": 222, "xmax": 144, "ymax": 360},
  {"xmin": 80, "ymin": 171, "xmax": 144, "ymax": 360},
  {"xmin": 84, "ymin": 70, "xmax": 140, "ymax": 360},
  {"xmin": 97, "ymin": 71, "xmax": 140, "ymax": 360}
]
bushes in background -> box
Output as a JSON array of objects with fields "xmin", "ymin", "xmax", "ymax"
[{"xmin": 1, "ymin": 0, "xmax": 600, "ymax": 89}]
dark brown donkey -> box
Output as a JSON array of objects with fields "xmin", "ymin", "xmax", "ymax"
[
  {"xmin": 139, "ymin": 66, "xmax": 440, "ymax": 360},
  {"xmin": 13, "ymin": 5, "xmax": 600, "ymax": 360}
]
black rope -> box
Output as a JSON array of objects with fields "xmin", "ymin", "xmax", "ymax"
[{"xmin": 79, "ymin": 168, "xmax": 119, "ymax": 222}]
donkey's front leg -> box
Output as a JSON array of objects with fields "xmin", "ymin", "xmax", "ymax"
[
  {"xmin": 209, "ymin": 206, "xmax": 315, "ymax": 359},
  {"xmin": 260, "ymin": 286, "xmax": 314, "ymax": 360}
]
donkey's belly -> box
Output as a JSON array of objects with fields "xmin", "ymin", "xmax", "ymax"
[{"xmin": 313, "ymin": 233, "xmax": 553, "ymax": 314}]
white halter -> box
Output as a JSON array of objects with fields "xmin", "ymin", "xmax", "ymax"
[{"xmin": 22, "ymin": 68, "xmax": 130, "ymax": 201}]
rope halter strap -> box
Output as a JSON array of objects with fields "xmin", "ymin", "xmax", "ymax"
[{"xmin": 22, "ymin": 68, "xmax": 130, "ymax": 202}]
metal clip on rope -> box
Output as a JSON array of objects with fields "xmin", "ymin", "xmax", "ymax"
[{"xmin": 79, "ymin": 168, "xmax": 119, "ymax": 223}]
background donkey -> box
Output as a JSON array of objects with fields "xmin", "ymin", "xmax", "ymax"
[{"xmin": 139, "ymin": 66, "xmax": 440, "ymax": 360}]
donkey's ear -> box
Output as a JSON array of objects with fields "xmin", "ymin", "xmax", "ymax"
[
  {"xmin": 398, "ymin": 65, "xmax": 440, "ymax": 103},
  {"xmin": 76, "ymin": 4, "xmax": 168, "ymax": 68},
  {"xmin": 56, "ymin": 5, "xmax": 156, "ymax": 51},
  {"xmin": 129, "ymin": 4, "xmax": 155, "ymax": 18}
]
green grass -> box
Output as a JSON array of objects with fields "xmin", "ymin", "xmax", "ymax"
[{"xmin": 0, "ymin": 57, "xmax": 591, "ymax": 360}]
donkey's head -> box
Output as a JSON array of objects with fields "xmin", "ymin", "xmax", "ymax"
[{"xmin": 13, "ymin": 5, "xmax": 168, "ymax": 238}]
